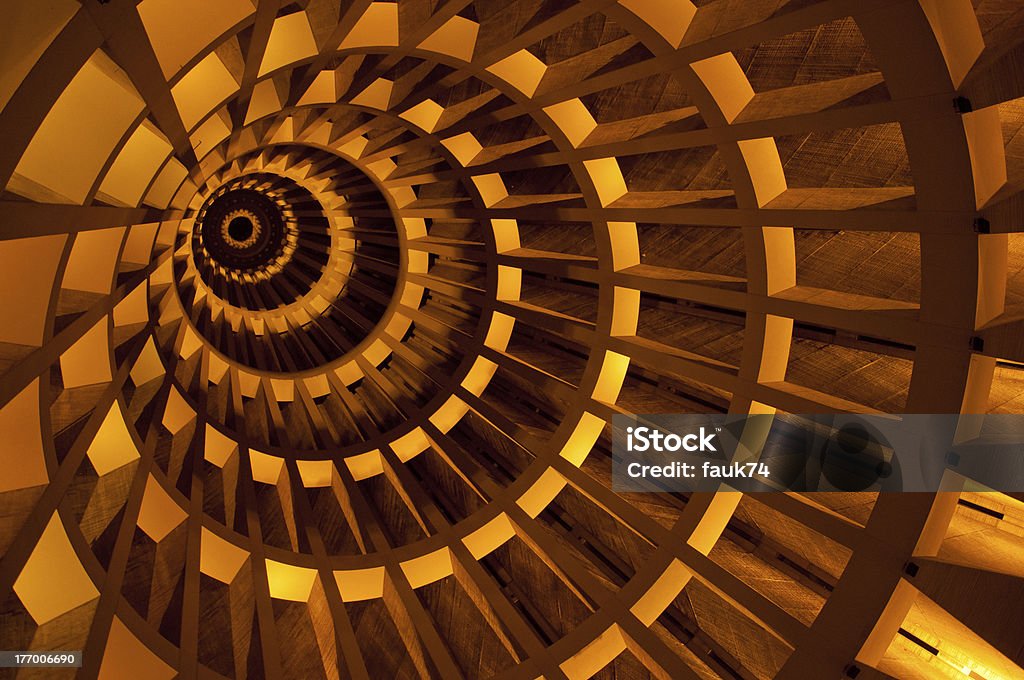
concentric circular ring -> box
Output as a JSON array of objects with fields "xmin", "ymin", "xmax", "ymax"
[{"xmin": 221, "ymin": 209, "xmax": 261, "ymax": 249}]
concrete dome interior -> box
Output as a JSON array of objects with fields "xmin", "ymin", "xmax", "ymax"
[{"xmin": 1, "ymin": 0, "xmax": 1024, "ymax": 678}]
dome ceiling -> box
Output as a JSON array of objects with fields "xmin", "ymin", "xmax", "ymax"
[{"xmin": 1, "ymin": 0, "xmax": 1024, "ymax": 678}]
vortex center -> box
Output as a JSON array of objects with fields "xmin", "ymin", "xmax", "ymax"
[{"xmin": 228, "ymin": 216, "xmax": 254, "ymax": 242}]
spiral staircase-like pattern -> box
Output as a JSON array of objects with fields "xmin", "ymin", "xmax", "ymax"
[{"xmin": 2, "ymin": 1, "xmax": 1024, "ymax": 678}]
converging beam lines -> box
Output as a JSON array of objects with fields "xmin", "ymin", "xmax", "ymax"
[
  {"xmin": 0, "ymin": 202, "xmax": 183, "ymax": 240},
  {"xmin": 342, "ymin": 206, "xmax": 970, "ymax": 232}
]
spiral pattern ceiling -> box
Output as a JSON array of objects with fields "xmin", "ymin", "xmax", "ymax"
[{"xmin": 2, "ymin": 0, "xmax": 1024, "ymax": 678}]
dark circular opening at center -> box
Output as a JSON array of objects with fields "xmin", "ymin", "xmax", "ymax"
[{"xmin": 228, "ymin": 216, "xmax": 254, "ymax": 242}]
